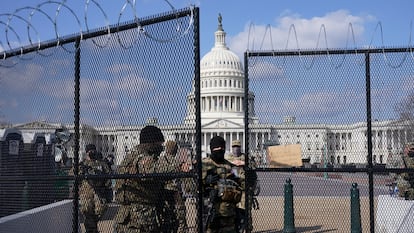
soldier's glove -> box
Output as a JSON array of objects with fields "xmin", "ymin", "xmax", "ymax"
[{"xmin": 205, "ymin": 174, "xmax": 219, "ymax": 185}]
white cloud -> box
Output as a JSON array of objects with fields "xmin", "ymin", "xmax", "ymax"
[
  {"xmin": 248, "ymin": 60, "xmax": 287, "ymax": 81},
  {"xmin": 402, "ymin": 74, "xmax": 414, "ymax": 92},
  {"xmin": 1, "ymin": 63, "xmax": 44, "ymax": 91},
  {"xmin": 255, "ymin": 89, "xmax": 366, "ymax": 123},
  {"xmin": 282, "ymin": 91, "xmax": 345, "ymax": 117},
  {"xmin": 228, "ymin": 10, "xmax": 370, "ymax": 59}
]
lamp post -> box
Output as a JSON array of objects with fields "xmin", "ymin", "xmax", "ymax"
[{"xmin": 323, "ymin": 135, "xmax": 328, "ymax": 179}]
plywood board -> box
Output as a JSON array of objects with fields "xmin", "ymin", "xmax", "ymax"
[{"xmin": 267, "ymin": 144, "xmax": 303, "ymax": 167}]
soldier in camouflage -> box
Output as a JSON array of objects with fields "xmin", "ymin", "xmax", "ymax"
[
  {"xmin": 225, "ymin": 140, "xmax": 259, "ymax": 233},
  {"xmin": 397, "ymin": 142, "xmax": 414, "ymax": 200},
  {"xmin": 203, "ymin": 136, "xmax": 243, "ymax": 233},
  {"xmin": 113, "ymin": 125, "xmax": 174, "ymax": 233},
  {"xmin": 79, "ymin": 144, "xmax": 112, "ymax": 233},
  {"xmin": 158, "ymin": 140, "xmax": 188, "ymax": 233}
]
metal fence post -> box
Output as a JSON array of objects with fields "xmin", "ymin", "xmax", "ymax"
[
  {"xmin": 283, "ymin": 178, "xmax": 296, "ymax": 233},
  {"xmin": 351, "ymin": 183, "xmax": 362, "ymax": 233}
]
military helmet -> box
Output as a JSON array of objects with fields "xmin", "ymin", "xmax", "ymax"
[{"xmin": 232, "ymin": 140, "xmax": 241, "ymax": 147}]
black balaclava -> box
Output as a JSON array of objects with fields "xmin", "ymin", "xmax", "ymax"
[
  {"xmin": 210, "ymin": 136, "xmax": 226, "ymax": 163},
  {"xmin": 140, "ymin": 125, "xmax": 165, "ymax": 144},
  {"xmin": 139, "ymin": 125, "xmax": 165, "ymax": 156}
]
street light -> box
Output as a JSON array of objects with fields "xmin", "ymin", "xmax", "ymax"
[{"xmin": 323, "ymin": 135, "xmax": 328, "ymax": 179}]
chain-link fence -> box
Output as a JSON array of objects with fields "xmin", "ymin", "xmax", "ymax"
[
  {"xmin": 2, "ymin": 1, "xmax": 414, "ymax": 233},
  {"xmin": 246, "ymin": 48, "xmax": 414, "ymax": 233},
  {"xmin": 0, "ymin": 5, "xmax": 201, "ymax": 233}
]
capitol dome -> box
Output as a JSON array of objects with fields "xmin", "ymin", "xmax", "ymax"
[
  {"xmin": 200, "ymin": 48, "xmax": 243, "ymax": 73},
  {"xmin": 184, "ymin": 14, "xmax": 257, "ymax": 128}
]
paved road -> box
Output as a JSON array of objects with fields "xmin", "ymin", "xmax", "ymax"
[
  {"xmin": 257, "ymin": 171, "xmax": 391, "ymax": 197},
  {"xmin": 91, "ymin": 172, "xmax": 389, "ymax": 233},
  {"xmin": 95, "ymin": 196, "xmax": 375, "ymax": 233}
]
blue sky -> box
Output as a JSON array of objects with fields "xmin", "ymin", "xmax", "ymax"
[
  {"xmin": 1, "ymin": 0, "xmax": 414, "ymax": 57},
  {"xmin": 1, "ymin": 0, "xmax": 414, "ymax": 126}
]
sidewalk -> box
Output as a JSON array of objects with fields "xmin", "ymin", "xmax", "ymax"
[
  {"xmin": 92, "ymin": 196, "xmax": 375, "ymax": 233},
  {"xmin": 252, "ymin": 196, "xmax": 374, "ymax": 233}
]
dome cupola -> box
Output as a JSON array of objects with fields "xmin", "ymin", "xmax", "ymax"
[{"xmin": 200, "ymin": 13, "xmax": 244, "ymax": 74}]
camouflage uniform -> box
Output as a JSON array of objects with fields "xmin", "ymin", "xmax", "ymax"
[
  {"xmin": 113, "ymin": 125, "xmax": 174, "ymax": 233},
  {"xmin": 79, "ymin": 155, "xmax": 111, "ymax": 233},
  {"xmin": 202, "ymin": 156, "xmax": 242, "ymax": 233},
  {"xmin": 397, "ymin": 142, "xmax": 414, "ymax": 200},
  {"xmin": 158, "ymin": 141, "xmax": 188, "ymax": 233},
  {"xmin": 225, "ymin": 140, "xmax": 259, "ymax": 233}
]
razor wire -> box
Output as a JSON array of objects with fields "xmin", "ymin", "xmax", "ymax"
[
  {"xmin": 0, "ymin": 0, "xmax": 195, "ymax": 66},
  {"xmin": 246, "ymin": 20, "xmax": 414, "ymax": 70}
]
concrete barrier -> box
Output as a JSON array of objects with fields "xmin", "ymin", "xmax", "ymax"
[
  {"xmin": 0, "ymin": 200, "xmax": 79, "ymax": 233},
  {"xmin": 376, "ymin": 195, "xmax": 414, "ymax": 233}
]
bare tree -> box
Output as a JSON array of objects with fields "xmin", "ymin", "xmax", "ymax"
[{"xmin": 395, "ymin": 92, "xmax": 414, "ymax": 142}]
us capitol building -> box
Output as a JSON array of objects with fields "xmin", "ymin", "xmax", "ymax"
[{"xmin": 3, "ymin": 17, "xmax": 412, "ymax": 167}]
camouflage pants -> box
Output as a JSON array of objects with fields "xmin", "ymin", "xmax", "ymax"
[
  {"xmin": 113, "ymin": 203, "xmax": 161, "ymax": 233},
  {"xmin": 80, "ymin": 185, "xmax": 107, "ymax": 233},
  {"xmin": 174, "ymin": 193, "xmax": 188, "ymax": 233}
]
